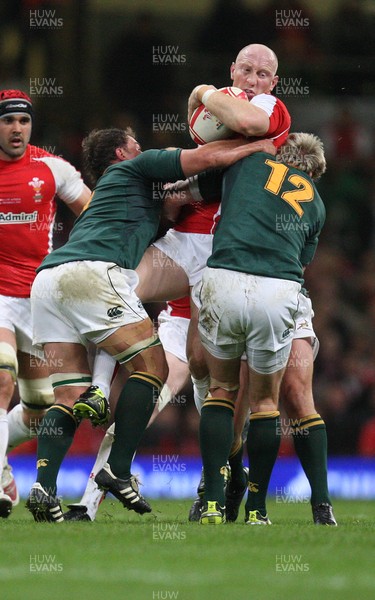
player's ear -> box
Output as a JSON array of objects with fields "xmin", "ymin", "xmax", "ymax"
[
  {"xmin": 230, "ymin": 62, "xmax": 235, "ymax": 81},
  {"xmin": 270, "ymin": 75, "xmax": 279, "ymax": 92},
  {"xmin": 115, "ymin": 146, "xmax": 127, "ymax": 161}
]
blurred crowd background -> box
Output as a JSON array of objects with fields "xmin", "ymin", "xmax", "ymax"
[{"xmin": 1, "ymin": 0, "xmax": 375, "ymax": 458}]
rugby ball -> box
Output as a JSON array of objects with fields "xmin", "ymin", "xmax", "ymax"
[{"xmin": 189, "ymin": 86, "xmax": 248, "ymax": 145}]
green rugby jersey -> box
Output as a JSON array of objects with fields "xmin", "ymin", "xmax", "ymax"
[
  {"xmin": 38, "ymin": 149, "xmax": 184, "ymax": 272},
  {"xmin": 206, "ymin": 152, "xmax": 325, "ymax": 284}
]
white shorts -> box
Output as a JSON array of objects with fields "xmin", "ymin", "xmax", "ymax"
[
  {"xmin": 31, "ymin": 261, "xmax": 149, "ymax": 348},
  {"xmin": 0, "ymin": 294, "xmax": 44, "ymax": 358},
  {"xmin": 158, "ymin": 307, "xmax": 189, "ymax": 363},
  {"xmin": 197, "ymin": 268, "xmax": 301, "ymax": 373},
  {"xmin": 193, "ymin": 281, "xmax": 319, "ymax": 361},
  {"xmin": 294, "ymin": 292, "xmax": 319, "ymax": 359},
  {"xmin": 153, "ymin": 230, "xmax": 213, "ymax": 287}
]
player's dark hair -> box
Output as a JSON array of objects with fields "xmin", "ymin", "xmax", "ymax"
[{"xmin": 82, "ymin": 127, "xmax": 136, "ymax": 187}]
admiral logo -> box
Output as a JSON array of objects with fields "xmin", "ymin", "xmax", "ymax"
[
  {"xmin": 0, "ymin": 210, "xmax": 38, "ymax": 223},
  {"xmin": 107, "ymin": 306, "xmax": 123, "ymax": 319},
  {"xmin": 282, "ymin": 328, "xmax": 292, "ymax": 339}
]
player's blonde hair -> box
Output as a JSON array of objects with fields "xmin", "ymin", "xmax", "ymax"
[{"xmin": 277, "ymin": 132, "xmax": 326, "ymax": 180}]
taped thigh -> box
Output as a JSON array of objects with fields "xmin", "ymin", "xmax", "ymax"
[
  {"xmin": 18, "ymin": 377, "xmax": 55, "ymax": 409},
  {"xmin": 0, "ymin": 342, "xmax": 18, "ymax": 381},
  {"xmin": 210, "ymin": 377, "xmax": 240, "ymax": 392},
  {"xmin": 112, "ymin": 335, "xmax": 162, "ymax": 365}
]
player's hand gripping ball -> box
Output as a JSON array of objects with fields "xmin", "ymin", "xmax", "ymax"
[{"xmin": 189, "ymin": 86, "xmax": 248, "ymax": 145}]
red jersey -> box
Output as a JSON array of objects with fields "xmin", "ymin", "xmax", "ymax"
[
  {"xmin": 167, "ymin": 296, "xmax": 191, "ymax": 320},
  {"xmin": 174, "ymin": 94, "xmax": 291, "ymax": 234},
  {"xmin": 0, "ymin": 144, "xmax": 85, "ymax": 297}
]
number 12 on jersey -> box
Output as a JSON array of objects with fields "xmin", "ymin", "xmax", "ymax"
[{"xmin": 264, "ymin": 159, "xmax": 314, "ymax": 217}]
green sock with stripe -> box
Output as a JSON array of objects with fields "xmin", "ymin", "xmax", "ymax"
[
  {"xmin": 291, "ymin": 413, "xmax": 331, "ymax": 505},
  {"xmin": 245, "ymin": 411, "xmax": 281, "ymax": 515},
  {"xmin": 108, "ymin": 371, "xmax": 163, "ymax": 479},
  {"xmin": 228, "ymin": 438, "xmax": 246, "ymax": 489},
  {"xmin": 199, "ymin": 398, "xmax": 234, "ymax": 507},
  {"xmin": 36, "ymin": 405, "xmax": 79, "ymax": 496}
]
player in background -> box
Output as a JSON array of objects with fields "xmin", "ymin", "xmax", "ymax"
[
  {"xmin": 195, "ymin": 133, "xmax": 328, "ymax": 525},
  {"xmin": 187, "ymin": 44, "xmax": 336, "ymax": 526},
  {"xmin": 0, "ymin": 90, "xmax": 91, "ymax": 518}
]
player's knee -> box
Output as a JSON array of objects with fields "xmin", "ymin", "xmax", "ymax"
[
  {"xmin": 0, "ymin": 342, "xmax": 18, "ymax": 382},
  {"xmin": 187, "ymin": 347, "xmax": 207, "ymax": 379},
  {"xmin": 18, "ymin": 377, "xmax": 55, "ymax": 411},
  {"xmin": 281, "ymin": 378, "xmax": 315, "ymax": 418}
]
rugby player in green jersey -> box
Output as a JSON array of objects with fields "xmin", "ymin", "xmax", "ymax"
[
  {"xmin": 188, "ymin": 44, "xmax": 337, "ymax": 526},
  {"xmin": 194, "ymin": 132, "xmax": 334, "ymax": 525},
  {"xmin": 26, "ymin": 127, "xmax": 272, "ymax": 522}
]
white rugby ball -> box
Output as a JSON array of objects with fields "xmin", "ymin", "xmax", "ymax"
[{"xmin": 189, "ymin": 86, "xmax": 248, "ymax": 145}]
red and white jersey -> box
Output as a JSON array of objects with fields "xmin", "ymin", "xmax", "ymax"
[
  {"xmin": 173, "ymin": 201, "xmax": 218, "ymax": 235},
  {"xmin": 250, "ymin": 93, "xmax": 290, "ymax": 147},
  {"xmin": 0, "ymin": 144, "xmax": 85, "ymax": 297},
  {"xmin": 174, "ymin": 94, "xmax": 291, "ymax": 234},
  {"xmin": 167, "ymin": 296, "xmax": 191, "ymax": 320}
]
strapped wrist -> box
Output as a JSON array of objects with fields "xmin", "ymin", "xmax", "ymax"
[{"xmin": 201, "ymin": 89, "xmax": 216, "ymax": 105}]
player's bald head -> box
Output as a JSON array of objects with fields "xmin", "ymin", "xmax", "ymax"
[{"xmin": 234, "ymin": 44, "xmax": 278, "ymax": 75}]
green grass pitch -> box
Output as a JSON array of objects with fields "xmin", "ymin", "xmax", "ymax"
[{"xmin": 1, "ymin": 499, "xmax": 374, "ymax": 600}]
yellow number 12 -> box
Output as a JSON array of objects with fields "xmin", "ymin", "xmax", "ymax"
[{"xmin": 264, "ymin": 159, "xmax": 314, "ymax": 217}]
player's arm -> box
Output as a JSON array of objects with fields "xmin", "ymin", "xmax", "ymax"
[
  {"xmin": 41, "ymin": 156, "xmax": 92, "ymax": 215},
  {"xmin": 188, "ymin": 84, "xmax": 269, "ymax": 138},
  {"xmin": 65, "ymin": 184, "xmax": 92, "ymax": 216},
  {"xmin": 300, "ymin": 236, "xmax": 320, "ymax": 267},
  {"xmin": 161, "ymin": 180, "xmax": 193, "ymax": 223},
  {"xmin": 179, "ymin": 137, "xmax": 275, "ymax": 177}
]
